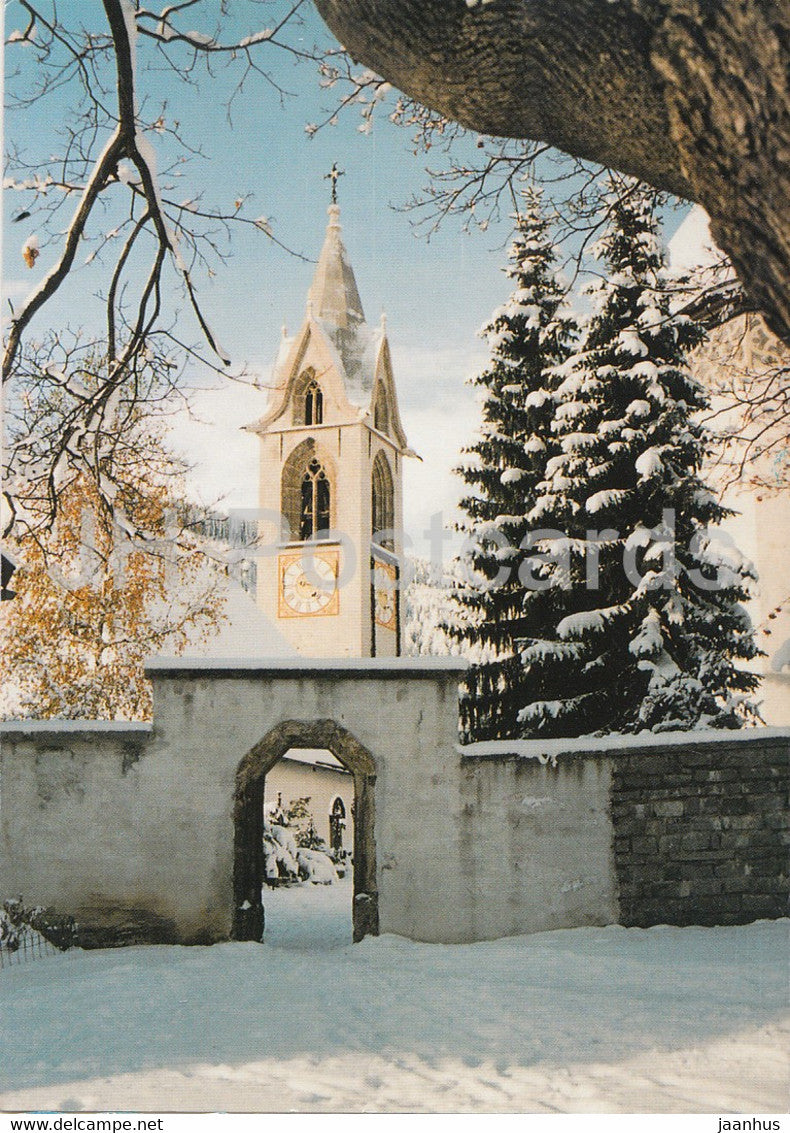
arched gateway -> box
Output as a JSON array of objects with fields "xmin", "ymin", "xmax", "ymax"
[
  {"xmin": 2, "ymin": 661, "xmax": 782, "ymax": 948},
  {"xmin": 233, "ymin": 719, "xmax": 377, "ymax": 943}
]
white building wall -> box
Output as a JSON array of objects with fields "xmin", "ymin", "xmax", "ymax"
[
  {"xmin": 719, "ymin": 487, "xmax": 790, "ymax": 725},
  {"xmin": 264, "ymin": 754, "xmax": 354, "ymax": 854},
  {"xmin": 256, "ymin": 423, "xmax": 402, "ymax": 658}
]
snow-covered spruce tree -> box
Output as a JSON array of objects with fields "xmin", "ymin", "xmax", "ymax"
[
  {"xmin": 520, "ymin": 180, "xmax": 760, "ymax": 736},
  {"xmin": 448, "ymin": 188, "xmax": 577, "ymax": 741},
  {"xmin": 402, "ymin": 556, "xmax": 462, "ymax": 658}
]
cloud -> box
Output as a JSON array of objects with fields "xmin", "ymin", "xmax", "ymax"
[
  {"xmin": 403, "ymin": 398, "xmax": 479, "ymax": 558},
  {"xmin": 166, "ymin": 381, "xmax": 269, "ymax": 511},
  {"xmin": 389, "ymin": 339, "xmax": 489, "ymax": 411},
  {"xmin": 392, "ymin": 339, "xmax": 487, "ymax": 555}
]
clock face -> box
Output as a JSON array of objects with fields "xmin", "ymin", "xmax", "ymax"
[
  {"xmin": 373, "ymin": 559, "xmax": 398, "ymax": 631},
  {"xmin": 279, "ymin": 550, "xmax": 339, "ymax": 618}
]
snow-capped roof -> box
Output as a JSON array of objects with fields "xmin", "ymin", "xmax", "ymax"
[
  {"xmin": 170, "ymin": 581, "xmax": 296, "ymax": 660},
  {"xmin": 323, "ymin": 318, "xmax": 384, "ymax": 410},
  {"xmin": 668, "ymin": 205, "xmax": 720, "ymax": 274},
  {"xmin": 247, "ymin": 204, "xmax": 408, "ymax": 433},
  {"xmin": 254, "ymin": 314, "xmax": 385, "ymax": 423},
  {"xmin": 308, "ymin": 204, "xmax": 365, "ymax": 329},
  {"xmin": 301, "ymin": 205, "xmax": 385, "ymax": 407},
  {"xmin": 280, "ymin": 747, "xmax": 348, "ymax": 771}
]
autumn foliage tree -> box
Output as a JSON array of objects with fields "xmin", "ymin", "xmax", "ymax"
[
  {"xmin": 1, "ymin": 472, "xmax": 223, "ymax": 719},
  {"xmin": 1, "ymin": 356, "xmax": 224, "ymax": 719}
]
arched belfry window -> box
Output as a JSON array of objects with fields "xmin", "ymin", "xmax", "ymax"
[
  {"xmin": 305, "ymin": 380, "xmax": 323, "ymax": 426},
  {"xmin": 282, "ymin": 440, "xmax": 334, "ymax": 542},
  {"xmin": 372, "ymin": 451, "xmax": 394, "ymax": 549},
  {"xmin": 300, "ymin": 458, "xmax": 331, "ymax": 540},
  {"xmin": 292, "ymin": 369, "xmax": 323, "ymax": 427}
]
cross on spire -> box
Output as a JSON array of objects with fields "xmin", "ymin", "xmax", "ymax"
[{"xmin": 325, "ymin": 162, "xmax": 345, "ymax": 205}]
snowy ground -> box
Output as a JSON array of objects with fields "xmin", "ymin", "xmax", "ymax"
[
  {"xmin": 262, "ymin": 874, "xmax": 354, "ymax": 951},
  {"xmin": 0, "ymin": 881, "xmax": 787, "ymax": 1114}
]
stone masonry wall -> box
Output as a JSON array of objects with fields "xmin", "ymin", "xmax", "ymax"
[
  {"xmin": 610, "ymin": 734, "xmax": 789, "ymax": 927},
  {"xmin": 2, "ymin": 684, "xmax": 788, "ymax": 947}
]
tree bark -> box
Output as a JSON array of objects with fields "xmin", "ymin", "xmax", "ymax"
[{"xmin": 314, "ymin": 0, "xmax": 790, "ymax": 344}]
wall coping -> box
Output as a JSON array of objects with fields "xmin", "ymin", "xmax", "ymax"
[
  {"xmin": 460, "ymin": 726, "xmax": 790, "ymax": 765},
  {"xmin": 0, "ymin": 720, "xmax": 152, "ymax": 735},
  {"xmin": 144, "ymin": 656, "xmax": 468, "ymax": 678}
]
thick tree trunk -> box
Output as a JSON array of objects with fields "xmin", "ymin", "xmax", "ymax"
[
  {"xmin": 641, "ymin": 1, "xmax": 790, "ymax": 348},
  {"xmin": 314, "ymin": 0, "xmax": 789, "ymax": 344}
]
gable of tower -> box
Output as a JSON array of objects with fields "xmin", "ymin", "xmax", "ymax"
[
  {"xmin": 254, "ymin": 322, "xmax": 352, "ymax": 430},
  {"xmin": 246, "ymin": 204, "xmax": 412, "ymax": 456},
  {"xmin": 370, "ymin": 336, "xmax": 409, "ymax": 450}
]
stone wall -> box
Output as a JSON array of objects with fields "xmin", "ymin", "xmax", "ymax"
[
  {"xmin": 1, "ymin": 663, "xmax": 787, "ymax": 948},
  {"xmin": 610, "ymin": 733, "xmax": 789, "ymax": 926},
  {"xmin": 0, "ymin": 722, "xmax": 177, "ymax": 947},
  {"xmin": 457, "ymin": 751, "xmax": 618, "ymax": 940},
  {"xmin": 0, "ymin": 660, "xmax": 472, "ymax": 946},
  {"xmin": 461, "ymin": 729, "xmax": 788, "ymax": 934}
]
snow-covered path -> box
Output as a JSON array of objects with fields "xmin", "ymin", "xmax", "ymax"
[
  {"xmin": 0, "ymin": 898, "xmax": 786, "ymax": 1113},
  {"xmin": 261, "ymin": 875, "xmax": 354, "ymax": 950}
]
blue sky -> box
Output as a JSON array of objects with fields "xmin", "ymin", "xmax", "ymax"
[{"xmin": 2, "ymin": 0, "xmax": 694, "ymax": 553}]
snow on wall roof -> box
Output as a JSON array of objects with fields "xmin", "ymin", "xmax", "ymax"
[
  {"xmin": 0, "ymin": 719, "xmax": 152, "ymax": 733},
  {"xmin": 162, "ymin": 581, "xmax": 296, "ymax": 662},
  {"xmin": 460, "ymin": 726, "xmax": 790, "ymax": 764},
  {"xmin": 145, "ymin": 656, "xmax": 468, "ymax": 675}
]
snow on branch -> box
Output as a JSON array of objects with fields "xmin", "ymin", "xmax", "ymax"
[
  {"xmin": 135, "ymin": 0, "xmax": 305, "ymax": 48},
  {"xmin": 2, "ymin": 0, "xmax": 320, "ymax": 537}
]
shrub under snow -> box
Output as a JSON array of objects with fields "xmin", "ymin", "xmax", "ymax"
[{"xmin": 263, "ymin": 807, "xmax": 339, "ymax": 886}]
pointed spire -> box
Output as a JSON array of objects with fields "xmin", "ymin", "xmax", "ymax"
[{"xmin": 307, "ymin": 204, "xmax": 365, "ymax": 330}]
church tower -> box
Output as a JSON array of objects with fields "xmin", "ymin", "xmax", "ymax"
[{"xmin": 247, "ymin": 198, "xmax": 414, "ymax": 658}]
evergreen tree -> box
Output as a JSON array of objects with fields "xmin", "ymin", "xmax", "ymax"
[
  {"xmin": 449, "ymin": 188, "xmax": 577, "ymax": 740},
  {"xmin": 520, "ymin": 180, "xmax": 760, "ymax": 736},
  {"xmin": 402, "ymin": 556, "xmax": 459, "ymax": 658}
]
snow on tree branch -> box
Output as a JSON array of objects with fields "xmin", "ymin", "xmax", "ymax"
[{"xmin": 2, "ymin": 0, "xmax": 320, "ymax": 538}]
